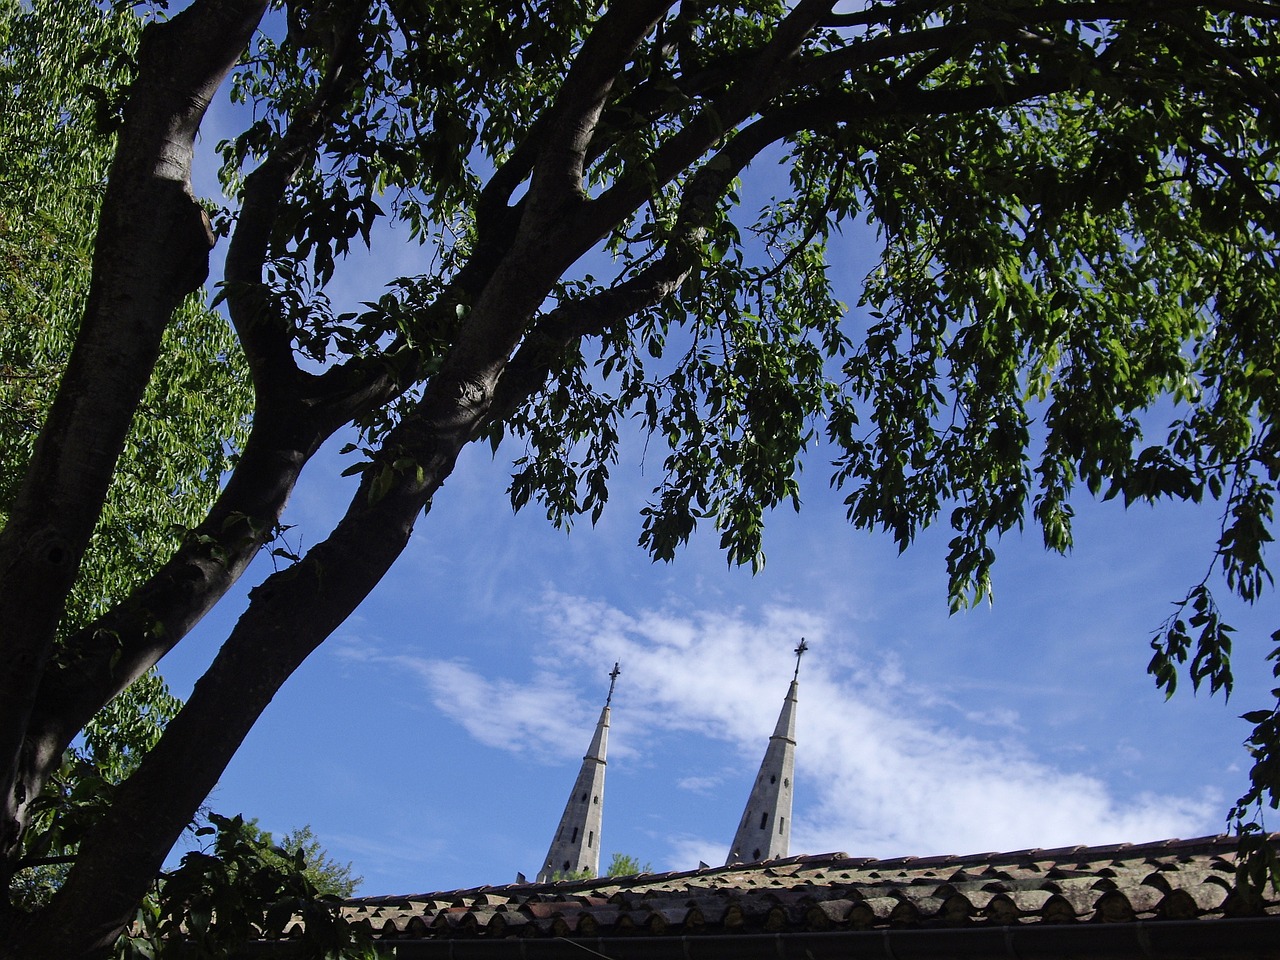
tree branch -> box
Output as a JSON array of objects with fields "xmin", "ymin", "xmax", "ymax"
[
  {"xmin": 0, "ymin": 0, "xmax": 266, "ymax": 883},
  {"xmin": 586, "ymin": 0, "xmax": 837, "ymax": 237},
  {"xmin": 12, "ymin": 0, "xmax": 438, "ymax": 849},
  {"xmin": 522, "ymin": 0, "xmax": 674, "ymax": 227},
  {"xmin": 489, "ymin": 106, "xmax": 797, "ymax": 427},
  {"xmin": 223, "ymin": 1, "xmax": 373, "ymax": 396},
  {"xmin": 19, "ymin": 330, "xmax": 507, "ymax": 959}
]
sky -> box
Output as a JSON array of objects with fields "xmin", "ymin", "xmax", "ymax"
[{"xmin": 153, "ymin": 18, "xmax": 1279, "ymax": 897}]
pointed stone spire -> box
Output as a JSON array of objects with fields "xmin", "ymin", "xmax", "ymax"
[
  {"xmin": 725, "ymin": 640, "xmax": 805, "ymax": 866},
  {"xmin": 536, "ymin": 663, "xmax": 619, "ymax": 882}
]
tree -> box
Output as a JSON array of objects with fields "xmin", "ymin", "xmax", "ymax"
[
  {"xmin": 1, "ymin": 0, "xmax": 1278, "ymax": 955},
  {"xmin": 262, "ymin": 824, "xmax": 363, "ymax": 899},
  {"xmin": 1, "ymin": 0, "xmax": 248, "ymax": 928},
  {"xmin": 116, "ymin": 814, "xmax": 373, "ymax": 960},
  {"xmin": 0, "ymin": 0, "xmax": 251, "ymax": 622},
  {"xmin": 606, "ymin": 853, "xmax": 652, "ymax": 878}
]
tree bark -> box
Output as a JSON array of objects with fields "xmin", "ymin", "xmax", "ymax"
[
  {"xmin": 0, "ymin": 0, "xmax": 265, "ymax": 912},
  {"xmin": 6, "ymin": 364, "xmax": 491, "ymax": 957}
]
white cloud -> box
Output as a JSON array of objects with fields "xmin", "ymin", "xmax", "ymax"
[
  {"xmin": 334, "ymin": 593, "xmax": 1219, "ymax": 868},
  {"xmin": 676, "ymin": 776, "xmax": 722, "ymax": 793},
  {"xmin": 665, "ymin": 834, "xmax": 726, "ymax": 870},
  {"xmin": 961, "ymin": 706, "xmax": 1023, "ymax": 730},
  {"xmin": 330, "ymin": 634, "xmax": 595, "ymax": 762}
]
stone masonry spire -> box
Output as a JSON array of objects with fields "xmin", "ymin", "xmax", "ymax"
[
  {"xmin": 725, "ymin": 640, "xmax": 805, "ymax": 866},
  {"xmin": 536, "ymin": 663, "xmax": 619, "ymax": 882}
]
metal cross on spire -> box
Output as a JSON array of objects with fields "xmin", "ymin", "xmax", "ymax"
[
  {"xmin": 793, "ymin": 638, "xmax": 808, "ymax": 681},
  {"xmin": 606, "ymin": 662, "xmax": 621, "ymax": 705}
]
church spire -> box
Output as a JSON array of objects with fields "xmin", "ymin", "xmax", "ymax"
[
  {"xmin": 725, "ymin": 640, "xmax": 805, "ymax": 866},
  {"xmin": 536, "ymin": 663, "xmax": 619, "ymax": 882}
]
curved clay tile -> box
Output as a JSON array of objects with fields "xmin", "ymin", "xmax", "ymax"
[
  {"xmin": 1041, "ymin": 893, "xmax": 1078, "ymax": 924},
  {"xmin": 828, "ymin": 857, "xmax": 876, "ymax": 871},
  {"xmin": 816, "ymin": 899, "xmax": 858, "ymax": 926},
  {"xmin": 1006, "ymin": 890, "xmax": 1053, "ymax": 915},
  {"xmin": 404, "ymin": 915, "xmax": 430, "ymax": 937},
  {"xmin": 642, "ymin": 911, "xmax": 668, "ymax": 935},
  {"xmin": 900, "ymin": 894, "xmax": 945, "ymax": 920},
  {"xmin": 721, "ymin": 903, "xmax": 745, "ymax": 930},
  {"xmin": 430, "ymin": 909, "xmax": 458, "ymax": 931},
  {"xmin": 613, "ymin": 912, "xmax": 637, "ymax": 934},
  {"xmin": 887, "ymin": 899, "xmax": 922, "ymax": 927},
  {"xmin": 454, "ymin": 911, "xmax": 480, "ymax": 937},
  {"xmin": 485, "ymin": 913, "xmax": 510, "ymax": 937},
  {"xmin": 939, "ymin": 893, "xmax": 977, "ymax": 923},
  {"xmin": 1156, "ymin": 888, "xmax": 1203, "ymax": 921},
  {"xmin": 1119, "ymin": 885, "xmax": 1163, "ymax": 915},
  {"xmin": 346, "ymin": 916, "xmax": 373, "ymax": 936},
  {"xmin": 523, "ymin": 902, "xmax": 564, "ymax": 921},
  {"xmin": 1202, "ymin": 872, "xmax": 1235, "ymax": 893},
  {"xmin": 548, "ymin": 916, "xmax": 573, "ymax": 937},
  {"xmin": 660, "ymin": 906, "xmax": 692, "ymax": 927},
  {"xmin": 802, "ymin": 904, "xmax": 832, "ymax": 931},
  {"xmin": 1178, "ymin": 882, "xmax": 1230, "ymax": 914},
  {"xmin": 1093, "ymin": 890, "xmax": 1136, "ymax": 923},
  {"xmin": 961, "ymin": 889, "xmax": 998, "ymax": 910},
  {"xmin": 1221, "ymin": 888, "xmax": 1269, "ymax": 919},
  {"xmin": 982, "ymin": 894, "xmax": 1020, "ymax": 925},
  {"xmin": 847, "ymin": 903, "xmax": 875, "ymax": 930},
  {"xmin": 1140, "ymin": 870, "xmax": 1174, "ymax": 894},
  {"xmin": 860, "ymin": 897, "xmax": 900, "ymax": 924}
]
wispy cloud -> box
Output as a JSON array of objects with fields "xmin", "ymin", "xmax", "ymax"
[
  {"xmin": 676, "ymin": 776, "xmax": 723, "ymax": 793},
  {"xmin": 331, "ymin": 634, "xmax": 593, "ymax": 761},
  {"xmin": 332, "ymin": 593, "xmax": 1218, "ymax": 868}
]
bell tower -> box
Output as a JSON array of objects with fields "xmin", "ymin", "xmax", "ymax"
[
  {"xmin": 725, "ymin": 640, "xmax": 804, "ymax": 866},
  {"xmin": 536, "ymin": 663, "xmax": 619, "ymax": 881}
]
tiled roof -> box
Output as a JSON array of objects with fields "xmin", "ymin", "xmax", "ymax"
[{"xmin": 326, "ymin": 834, "xmax": 1280, "ymax": 956}]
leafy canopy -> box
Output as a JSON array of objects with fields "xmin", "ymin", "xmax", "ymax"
[
  {"xmin": 222, "ymin": 0, "xmax": 1280, "ymax": 847},
  {"xmin": 218, "ymin": 0, "xmax": 1279, "ymax": 832},
  {"xmin": 3, "ymin": 0, "xmax": 1280, "ymax": 951},
  {"xmin": 0, "ymin": 0, "xmax": 251, "ymax": 631}
]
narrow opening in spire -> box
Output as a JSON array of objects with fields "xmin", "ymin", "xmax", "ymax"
[
  {"xmin": 759, "ymin": 812, "xmax": 768, "ymax": 830},
  {"xmin": 571, "ymin": 827, "xmax": 578, "ymax": 843},
  {"xmin": 588, "ymin": 831, "xmax": 593, "ymax": 848}
]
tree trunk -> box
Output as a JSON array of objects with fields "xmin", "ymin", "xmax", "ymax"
[
  {"xmin": 7, "ymin": 399, "xmax": 477, "ymax": 958},
  {"xmin": 0, "ymin": 0, "xmax": 265, "ymax": 917}
]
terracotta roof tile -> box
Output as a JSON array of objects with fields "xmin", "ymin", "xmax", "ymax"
[{"xmin": 334, "ymin": 834, "xmax": 1280, "ymax": 950}]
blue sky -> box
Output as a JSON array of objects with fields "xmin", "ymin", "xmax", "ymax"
[
  {"xmin": 161, "ymin": 415, "xmax": 1272, "ymax": 895},
  {"xmin": 153, "ymin": 34, "xmax": 1278, "ymax": 896}
]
